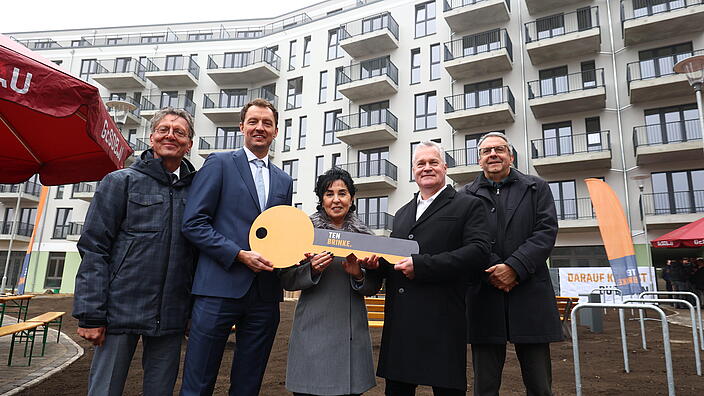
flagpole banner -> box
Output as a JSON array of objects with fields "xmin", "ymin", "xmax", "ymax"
[
  {"xmin": 558, "ymin": 267, "xmax": 654, "ymax": 302},
  {"xmin": 585, "ymin": 178, "xmax": 643, "ymax": 295}
]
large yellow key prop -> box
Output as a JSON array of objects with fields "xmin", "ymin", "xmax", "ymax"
[{"xmin": 249, "ymin": 206, "xmax": 419, "ymax": 268}]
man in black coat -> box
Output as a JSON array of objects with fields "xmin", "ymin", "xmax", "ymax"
[
  {"xmin": 375, "ymin": 141, "xmax": 490, "ymax": 395},
  {"xmin": 461, "ymin": 132, "xmax": 561, "ymax": 396}
]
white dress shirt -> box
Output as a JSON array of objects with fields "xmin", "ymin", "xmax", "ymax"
[
  {"xmin": 243, "ymin": 146, "xmax": 270, "ymax": 199},
  {"xmin": 415, "ymin": 185, "xmax": 447, "ymax": 221}
]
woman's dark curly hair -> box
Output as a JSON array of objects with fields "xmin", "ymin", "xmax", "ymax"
[{"xmin": 314, "ymin": 167, "xmax": 357, "ymax": 212}]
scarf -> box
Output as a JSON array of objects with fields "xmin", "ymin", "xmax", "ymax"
[{"xmin": 310, "ymin": 210, "xmax": 373, "ymax": 235}]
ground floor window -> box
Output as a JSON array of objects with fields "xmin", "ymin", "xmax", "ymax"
[{"xmin": 550, "ymin": 246, "xmax": 608, "ymax": 268}]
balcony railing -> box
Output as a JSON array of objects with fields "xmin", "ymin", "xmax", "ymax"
[
  {"xmin": 129, "ymin": 139, "xmax": 150, "ymax": 152},
  {"xmin": 68, "ymin": 222, "xmax": 84, "ymax": 236},
  {"xmin": 338, "ymin": 160, "xmax": 398, "ymax": 181},
  {"xmin": 525, "ymin": 6, "xmax": 599, "ymax": 43},
  {"xmin": 339, "ymin": 12, "xmax": 399, "ymax": 40},
  {"xmin": 0, "ymin": 181, "xmax": 41, "ymax": 196},
  {"xmin": 199, "ymin": 134, "xmax": 244, "ymax": 150},
  {"xmin": 142, "ymin": 95, "xmax": 196, "ymax": 115},
  {"xmin": 443, "ymin": 0, "xmax": 511, "ymax": 12},
  {"xmin": 626, "ymin": 49, "xmax": 704, "ymax": 86},
  {"xmin": 143, "ymin": 56, "xmax": 200, "ymax": 79},
  {"xmin": 531, "ymin": 131, "xmax": 611, "ymax": 158},
  {"xmin": 445, "ymin": 147, "xmax": 480, "ymax": 167},
  {"xmin": 360, "ymin": 212, "xmax": 394, "ymax": 231},
  {"xmin": 203, "ymin": 88, "xmax": 277, "ymax": 109},
  {"xmin": 633, "ymin": 119, "xmax": 702, "ymax": 149},
  {"xmin": 102, "ymin": 96, "xmax": 142, "ymax": 117},
  {"xmin": 94, "ymin": 58, "xmax": 146, "ymax": 79},
  {"xmin": 554, "ymin": 197, "xmax": 596, "ymax": 220},
  {"xmin": 444, "ymin": 29, "xmax": 513, "ymax": 62},
  {"xmin": 336, "ymin": 57, "xmax": 399, "ymax": 85},
  {"xmin": 73, "ymin": 182, "xmax": 98, "ymax": 194},
  {"xmin": 334, "ymin": 109, "xmax": 399, "ymax": 132},
  {"xmin": 1, "ymin": 221, "xmax": 34, "ymax": 237},
  {"xmin": 642, "ymin": 190, "xmax": 704, "ymax": 216},
  {"xmin": 621, "ymin": 0, "xmax": 700, "ymax": 22},
  {"xmin": 444, "ymin": 86, "xmax": 515, "ymax": 113},
  {"xmin": 528, "ymin": 69, "xmax": 605, "ymax": 99},
  {"xmin": 53, "ymin": 224, "xmax": 70, "ymax": 239},
  {"xmin": 207, "ymin": 48, "xmax": 281, "ymax": 71}
]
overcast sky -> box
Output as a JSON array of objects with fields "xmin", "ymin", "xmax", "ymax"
[{"xmin": 3, "ymin": 0, "xmax": 321, "ymax": 33}]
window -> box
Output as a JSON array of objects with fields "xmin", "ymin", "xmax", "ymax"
[
  {"xmin": 110, "ymin": 92, "xmax": 127, "ymax": 101},
  {"xmin": 235, "ymin": 30, "xmax": 262, "ymax": 38},
  {"xmin": 430, "ymin": 43, "xmax": 441, "ymax": 80},
  {"xmin": 585, "ymin": 117, "xmax": 603, "ymax": 151},
  {"xmin": 463, "ymin": 79, "xmax": 503, "ymax": 109},
  {"xmin": 288, "ymin": 40, "xmax": 297, "ymax": 71},
  {"xmin": 462, "ymin": 29, "xmax": 502, "ymax": 56},
  {"xmin": 550, "ymin": 246, "xmax": 609, "ymax": 268},
  {"xmin": 282, "ymin": 160, "xmax": 299, "ymax": 194},
  {"xmin": 298, "ymin": 116, "xmax": 307, "ymax": 149},
  {"xmin": 0, "ymin": 251, "xmax": 25, "ymax": 291},
  {"xmin": 415, "ymin": 1, "xmax": 436, "ymax": 38},
  {"xmin": 34, "ymin": 41, "xmax": 54, "ymax": 49},
  {"xmin": 188, "ymin": 32, "xmax": 212, "ymax": 41},
  {"xmin": 165, "ymin": 55, "xmax": 183, "ymax": 71},
  {"xmin": 360, "ymin": 57, "xmax": 390, "ymax": 79},
  {"xmin": 106, "ymin": 37, "xmax": 122, "ymax": 46},
  {"xmin": 638, "ymin": 42, "xmax": 693, "ymax": 79},
  {"xmin": 217, "ymin": 89, "xmax": 247, "ymax": 108},
  {"xmin": 414, "ymin": 92, "xmax": 437, "ymax": 131},
  {"xmin": 324, "ymin": 110, "xmax": 342, "ymax": 145},
  {"xmin": 214, "ymin": 127, "xmax": 241, "ymax": 150},
  {"xmin": 283, "ymin": 119, "xmax": 293, "ymax": 152},
  {"xmin": 319, "ymin": 71, "xmax": 328, "ymax": 103},
  {"xmin": 53, "ymin": 208, "xmax": 72, "ymax": 239},
  {"xmin": 357, "ymin": 196, "xmax": 389, "ymax": 229},
  {"xmin": 549, "ymin": 180, "xmax": 577, "ymax": 220},
  {"xmin": 643, "ymin": 104, "xmax": 701, "ymax": 145},
  {"xmin": 358, "ymin": 147, "xmax": 389, "ymax": 177},
  {"xmin": 538, "ymin": 66, "xmax": 568, "ymax": 97},
  {"xmin": 140, "ymin": 35, "xmax": 164, "ymax": 43},
  {"xmin": 542, "ymin": 121, "xmax": 573, "ymax": 156},
  {"xmin": 536, "ymin": 13, "xmax": 565, "ymax": 40},
  {"xmin": 55, "ymin": 185, "xmax": 64, "ymax": 199},
  {"xmin": 334, "ymin": 67, "xmax": 344, "ymax": 100},
  {"xmin": 410, "ymin": 48, "xmax": 421, "ymax": 84},
  {"xmin": 286, "ymin": 77, "xmax": 303, "ymax": 110},
  {"xmin": 332, "ymin": 153, "xmax": 341, "ymax": 168},
  {"xmin": 328, "ymin": 29, "xmax": 342, "ymax": 60},
  {"xmin": 303, "ymin": 36, "xmax": 312, "ymax": 67},
  {"xmin": 79, "ymin": 59, "xmax": 97, "ymax": 80},
  {"xmin": 315, "ymin": 156, "xmax": 325, "ymax": 179},
  {"xmin": 224, "ymin": 52, "xmax": 249, "ymax": 68},
  {"xmin": 160, "ymin": 91, "xmax": 179, "ymax": 108},
  {"xmin": 71, "ymin": 40, "xmax": 87, "ymax": 47},
  {"xmin": 581, "ymin": 60, "xmax": 597, "ymax": 88},
  {"xmin": 650, "ymin": 169, "xmax": 704, "ymax": 215},
  {"xmin": 126, "ymin": 129, "xmax": 138, "ymax": 147},
  {"xmin": 633, "ymin": 0, "xmax": 687, "ymax": 18},
  {"xmin": 464, "ymin": 134, "xmax": 482, "ymax": 166},
  {"xmin": 44, "ymin": 252, "xmax": 66, "ymax": 289},
  {"xmin": 359, "ymin": 101, "xmax": 389, "ymax": 127}
]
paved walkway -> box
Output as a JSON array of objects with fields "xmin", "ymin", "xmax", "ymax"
[{"xmin": 0, "ymin": 315, "xmax": 83, "ymax": 396}]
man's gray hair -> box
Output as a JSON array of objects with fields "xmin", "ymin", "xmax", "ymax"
[
  {"xmin": 477, "ymin": 131, "xmax": 512, "ymax": 152},
  {"xmin": 413, "ymin": 141, "xmax": 445, "ymax": 165},
  {"xmin": 150, "ymin": 107, "xmax": 195, "ymax": 139}
]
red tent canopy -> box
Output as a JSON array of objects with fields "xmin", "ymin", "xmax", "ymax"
[
  {"xmin": 651, "ymin": 217, "xmax": 704, "ymax": 248},
  {"xmin": 0, "ymin": 34, "xmax": 132, "ymax": 185}
]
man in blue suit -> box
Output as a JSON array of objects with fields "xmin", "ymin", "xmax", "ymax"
[{"xmin": 180, "ymin": 98, "xmax": 293, "ymax": 396}]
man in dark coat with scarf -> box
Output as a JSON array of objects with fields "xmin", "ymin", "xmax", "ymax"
[
  {"xmin": 461, "ymin": 132, "xmax": 561, "ymax": 396},
  {"xmin": 375, "ymin": 141, "xmax": 490, "ymax": 396},
  {"xmin": 73, "ymin": 107, "xmax": 197, "ymax": 396}
]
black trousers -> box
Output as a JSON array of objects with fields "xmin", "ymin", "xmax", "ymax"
[
  {"xmin": 385, "ymin": 379, "xmax": 465, "ymax": 396},
  {"xmin": 471, "ymin": 343, "xmax": 553, "ymax": 396}
]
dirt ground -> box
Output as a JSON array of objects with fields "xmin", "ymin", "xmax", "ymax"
[{"xmin": 13, "ymin": 295, "xmax": 704, "ymax": 395}]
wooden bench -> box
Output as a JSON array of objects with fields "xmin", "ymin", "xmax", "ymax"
[
  {"xmin": 27, "ymin": 311, "xmax": 65, "ymax": 356},
  {"xmin": 365, "ymin": 297, "xmax": 385, "ymax": 329},
  {"xmin": 0, "ymin": 321, "xmax": 42, "ymax": 366},
  {"xmin": 556, "ymin": 296, "xmax": 580, "ymax": 338}
]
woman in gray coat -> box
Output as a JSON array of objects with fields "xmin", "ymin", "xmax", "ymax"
[{"xmin": 280, "ymin": 168, "xmax": 381, "ymax": 396}]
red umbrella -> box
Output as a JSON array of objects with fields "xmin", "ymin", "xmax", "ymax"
[
  {"xmin": 651, "ymin": 217, "xmax": 704, "ymax": 248},
  {"xmin": 0, "ymin": 33, "xmax": 132, "ymax": 185}
]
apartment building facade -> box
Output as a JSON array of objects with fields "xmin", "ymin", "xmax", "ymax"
[{"xmin": 2, "ymin": 0, "xmax": 703, "ymax": 294}]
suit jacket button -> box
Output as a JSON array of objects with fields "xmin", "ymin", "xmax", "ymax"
[
  {"xmin": 408, "ymin": 234, "xmax": 414, "ymax": 240},
  {"xmin": 398, "ymin": 288, "xmax": 405, "ymax": 294}
]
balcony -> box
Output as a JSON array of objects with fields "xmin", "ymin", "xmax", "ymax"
[
  {"xmin": 337, "ymin": 57, "xmax": 399, "ymax": 102},
  {"xmin": 334, "ymin": 110, "xmax": 398, "ymax": 145},
  {"xmin": 527, "ymin": 69, "xmax": 606, "ymax": 118},
  {"xmin": 202, "ymin": 88, "xmax": 278, "ymax": 123},
  {"xmin": 339, "ymin": 12, "xmax": 399, "ymax": 58},
  {"xmin": 206, "ymin": 48, "xmax": 280, "ymax": 85},
  {"xmin": 103, "ymin": 96, "xmax": 143, "ymax": 127},
  {"xmin": 531, "ymin": 131, "xmax": 612, "ymax": 174},
  {"xmin": 555, "ymin": 198, "xmax": 598, "ymax": 231},
  {"xmin": 91, "ymin": 58, "xmax": 147, "ymax": 90},
  {"xmin": 72, "ymin": 182, "xmax": 98, "ymax": 201},
  {"xmin": 444, "ymin": 86, "xmax": 515, "ymax": 130},
  {"xmin": 66, "ymin": 222, "xmax": 84, "ymax": 242},
  {"xmin": 129, "ymin": 139, "xmax": 150, "ymax": 157},
  {"xmin": 445, "ymin": 147, "xmax": 482, "ymax": 184},
  {"xmin": 633, "ymin": 120, "xmax": 703, "ymax": 164},
  {"xmin": 525, "ymin": 7, "xmax": 601, "ymax": 65},
  {"xmin": 143, "ymin": 56, "xmax": 199, "ymax": 88},
  {"xmin": 0, "ymin": 221, "xmax": 34, "ymax": 242},
  {"xmin": 525, "ymin": 0, "xmax": 584, "ymax": 14},
  {"xmin": 338, "ymin": 160, "xmax": 398, "ymax": 192},
  {"xmin": 626, "ymin": 50, "xmax": 701, "ymax": 103},
  {"xmin": 443, "ymin": 0, "xmax": 511, "ymax": 31},
  {"xmin": 0, "ymin": 181, "xmax": 41, "ymax": 205},
  {"xmin": 197, "ymin": 134, "xmax": 243, "ymax": 158},
  {"xmin": 361, "ymin": 212, "xmax": 394, "ymax": 237},
  {"xmin": 621, "ymin": 0, "xmax": 704, "ymax": 46},
  {"xmin": 642, "ymin": 190, "xmax": 704, "ymax": 226},
  {"xmin": 140, "ymin": 95, "xmax": 196, "ymax": 120},
  {"xmin": 443, "ymin": 29, "xmax": 513, "ymax": 80}
]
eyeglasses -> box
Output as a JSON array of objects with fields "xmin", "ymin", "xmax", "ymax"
[
  {"xmin": 479, "ymin": 145, "xmax": 509, "ymax": 156},
  {"xmin": 154, "ymin": 126, "xmax": 189, "ymax": 139}
]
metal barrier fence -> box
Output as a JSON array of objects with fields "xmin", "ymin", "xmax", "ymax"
[
  {"xmin": 0, "ymin": 181, "xmax": 41, "ymax": 196},
  {"xmin": 444, "ymin": 28, "xmax": 512, "ymax": 62},
  {"xmin": 336, "ymin": 57, "xmax": 399, "ymax": 85},
  {"xmin": 334, "ymin": 109, "xmax": 398, "ymax": 132},
  {"xmin": 207, "ymin": 47, "xmax": 281, "ymax": 71},
  {"xmin": 73, "ymin": 182, "xmax": 97, "ymax": 194},
  {"xmin": 143, "ymin": 56, "xmax": 200, "ymax": 79},
  {"xmin": 633, "ymin": 119, "xmax": 702, "ymax": 149},
  {"xmin": 67, "ymin": 222, "xmax": 84, "ymax": 237},
  {"xmin": 528, "ymin": 69, "xmax": 605, "ymax": 98},
  {"xmin": 445, "ymin": 147, "xmax": 479, "ymax": 167},
  {"xmin": 531, "ymin": 131, "xmax": 611, "ymax": 158},
  {"xmin": 640, "ymin": 291, "xmax": 703, "ymax": 351},
  {"xmin": 553, "ymin": 197, "xmax": 595, "ymax": 220},
  {"xmin": 337, "ymin": 160, "xmax": 398, "ymax": 181},
  {"xmin": 203, "ymin": 88, "xmax": 278, "ymax": 109},
  {"xmin": 525, "ymin": 6, "xmax": 599, "ymax": 43},
  {"xmin": 621, "ymin": 0, "xmax": 701, "ymax": 22},
  {"xmin": 641, "ymin": 190, "xmax": 704, "ymax": 216},
  {"xmin": 444, "ymin": 86, "xmax": 515, "ymax": 113},
  {"xmin": 339, "ymin": 12, "xmax": 399, "ymax": 40},
  {"xmin": 443, "ymin": 0, "xmax": 511, "ymax": 12},
  {"xmin": 1, "ymin": 221, "xmax": 34, "ymax": 237}
]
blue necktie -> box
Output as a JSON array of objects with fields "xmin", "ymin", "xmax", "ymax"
[{"xmin": 252, "ymin": 159, "xmax": 267, "ymax": 211}]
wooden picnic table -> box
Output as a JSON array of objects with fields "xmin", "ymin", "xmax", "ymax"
[{"xmin": 0, "ymin": 294, "xmax": 33, "ymax": 326}]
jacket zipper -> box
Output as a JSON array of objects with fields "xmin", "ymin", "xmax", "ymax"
[{"xmin": 155, "ymin": 186, "xmax": 173, "ymax": 333}]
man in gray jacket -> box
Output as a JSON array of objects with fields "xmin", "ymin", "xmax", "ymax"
[{"xmin": 73, "ymin": 107, "xmax": 197, "ymax": 396}]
